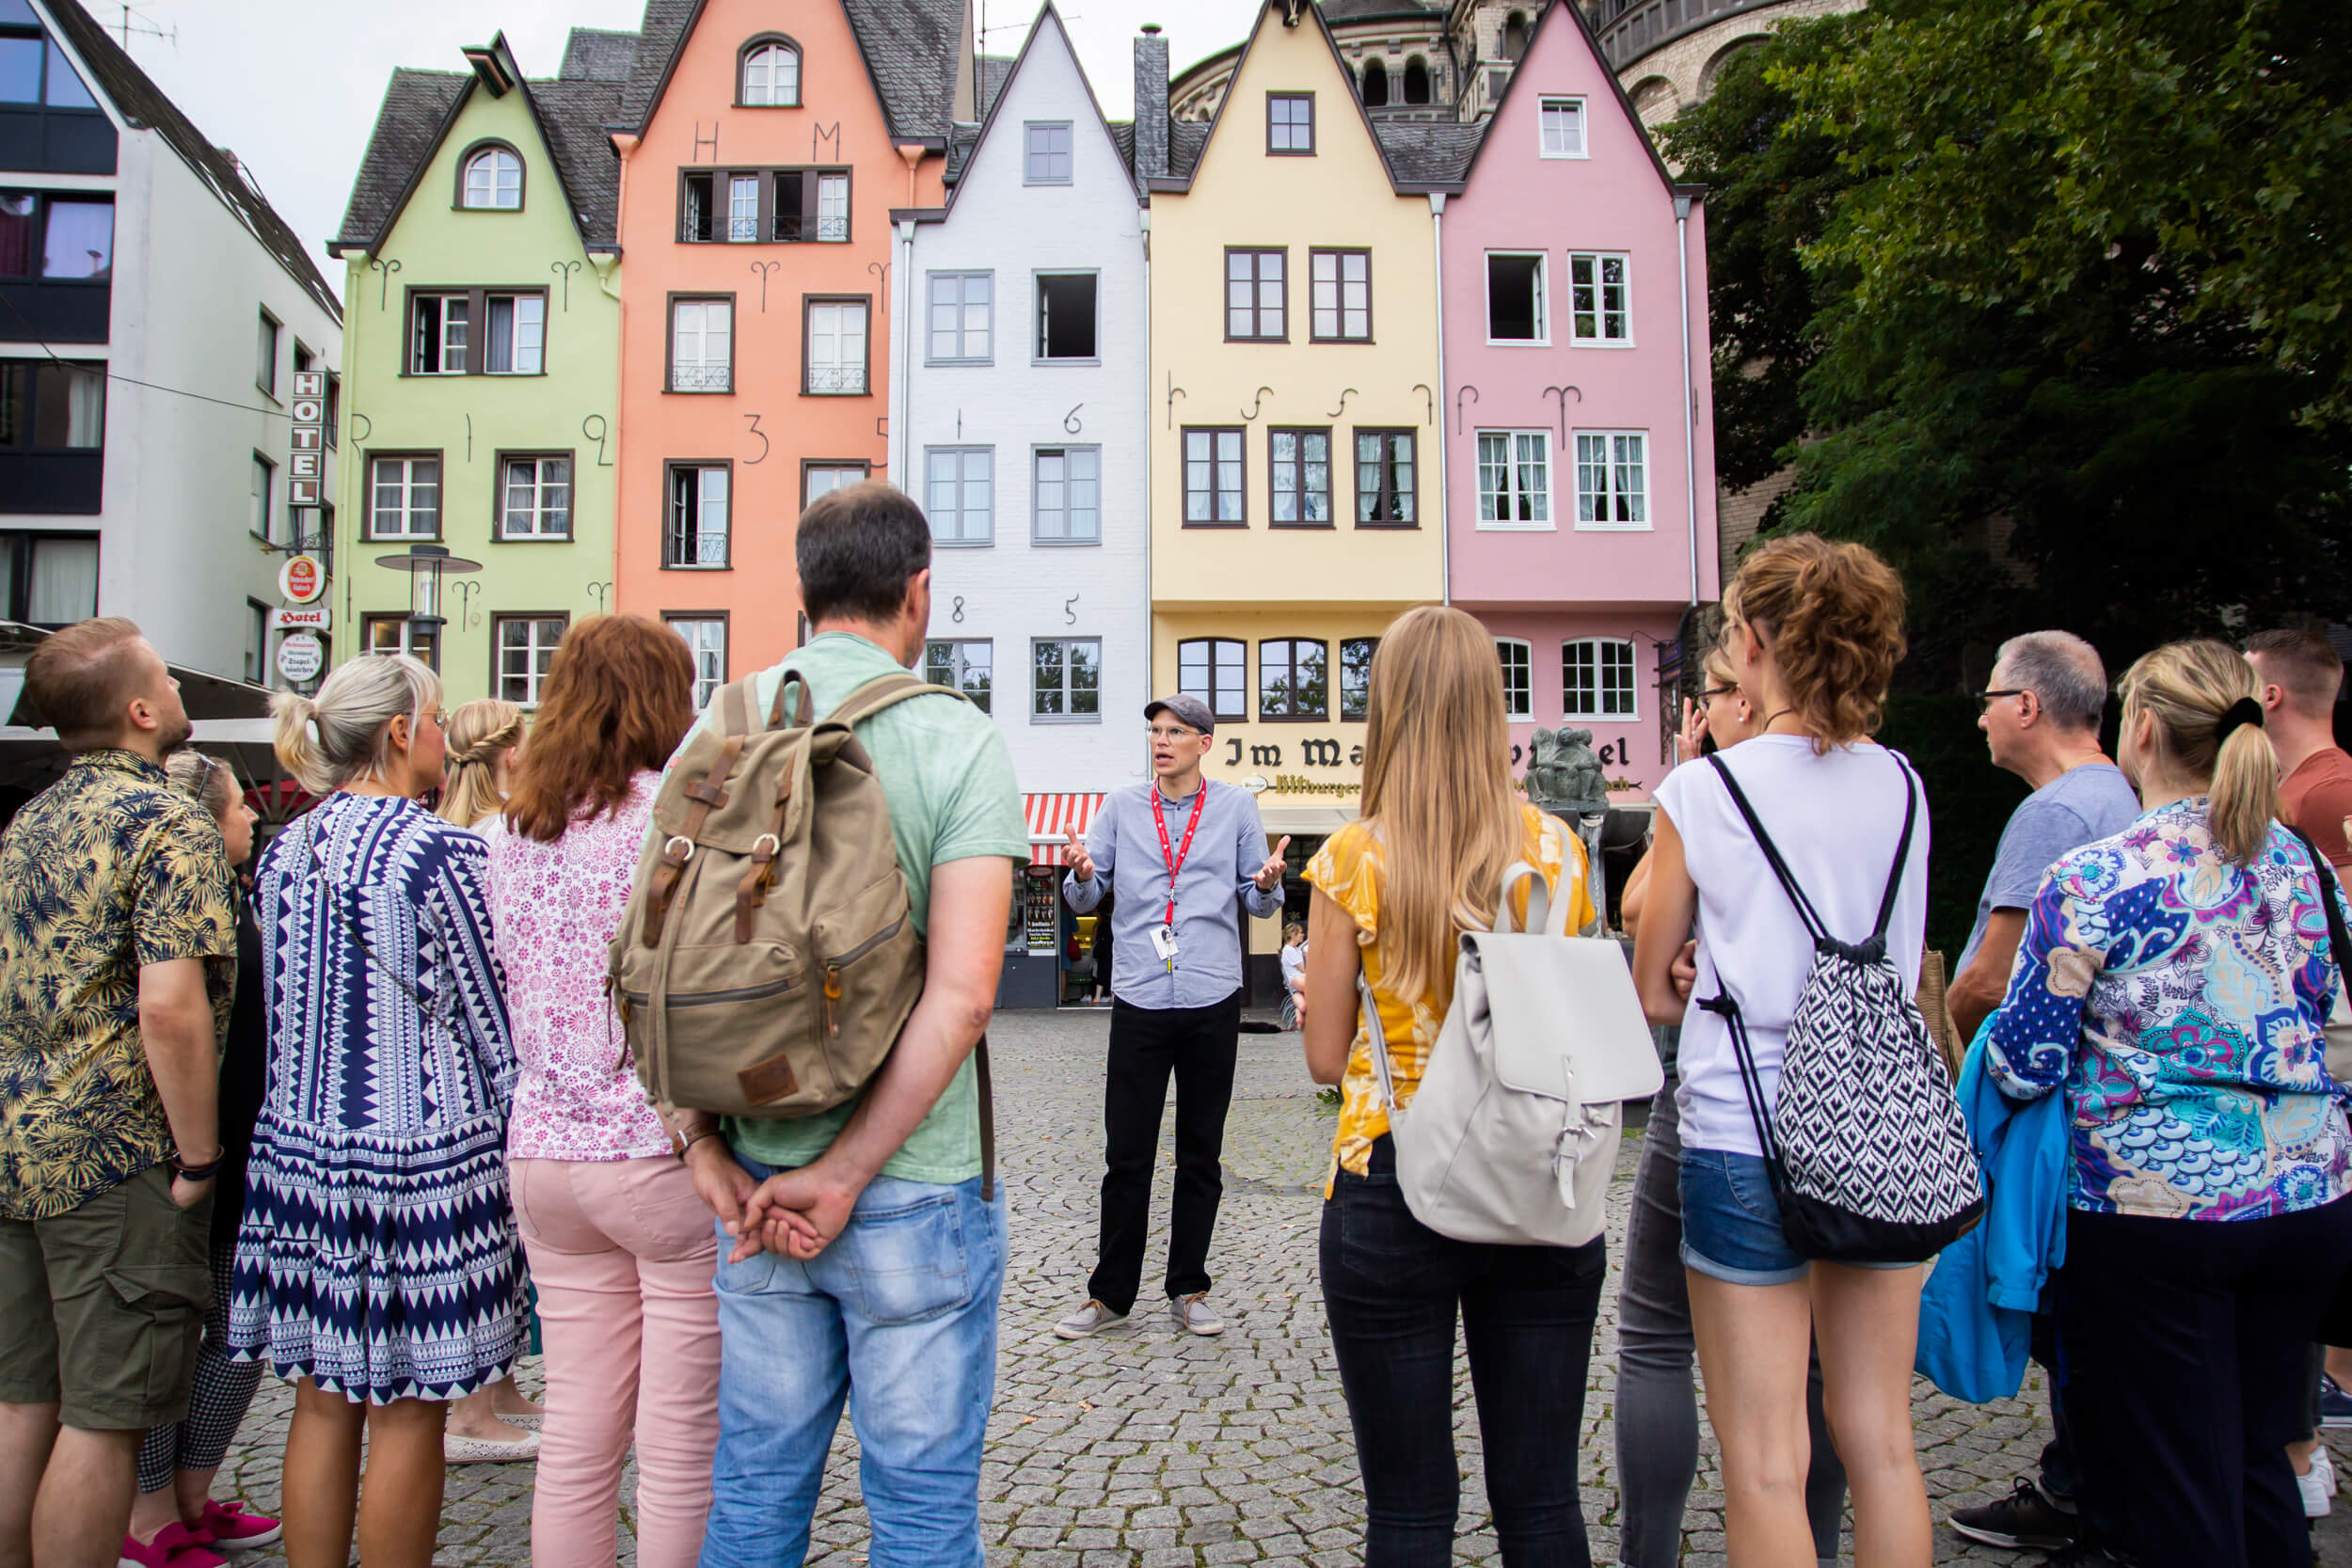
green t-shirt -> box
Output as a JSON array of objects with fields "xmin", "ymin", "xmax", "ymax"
[{"xmin": 692, "ymin": 632, "xmax": 1028, "ymax": 1183}]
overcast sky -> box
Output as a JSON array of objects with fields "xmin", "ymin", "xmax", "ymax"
[{"xmin": 104, "ymin": 0, "xmax": 1269, "ymax": 301}]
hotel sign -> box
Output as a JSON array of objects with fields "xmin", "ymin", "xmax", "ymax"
[{"xmin": 287, "ymin": 371, "xmax": 327, "ymax": 507}]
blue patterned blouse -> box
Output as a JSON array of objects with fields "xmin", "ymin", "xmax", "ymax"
[{"xmin": 1984, "ymin": 797, "xmax": 2352, "ymax": 1220}]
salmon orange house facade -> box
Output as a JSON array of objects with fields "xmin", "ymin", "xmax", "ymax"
[{"xmin": 609, "ymin": 0, "xmax": 974, "ymax": 682}]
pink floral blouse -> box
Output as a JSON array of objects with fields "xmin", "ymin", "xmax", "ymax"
[{"xmin": 475, "ymin": 774, "xmax": 670, "ymax": 1161}]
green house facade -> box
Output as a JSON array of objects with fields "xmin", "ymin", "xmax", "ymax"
[{"xmin": 328, "ymin": 28, "xmax": 632, "ymax": 708}]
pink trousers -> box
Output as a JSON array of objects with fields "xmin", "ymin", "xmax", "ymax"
[{"xmin": 511, "ymin": 1154, "xmax": 721, "ymax": 1568}]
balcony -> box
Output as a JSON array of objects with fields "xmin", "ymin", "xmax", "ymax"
[
  {"xmin": 0, "ymin": 105, "xmax": 113, "ymax": 175},
  {"xmin": 0, "ymin": 278, "xmax": 107, "ymax": 342},
  {"xmin": 805, "ymin": 364, "xmax": 866, "ymax": 395},
  {"xmin": 668, "ymin": 362, "xmax": 731, "ymax": 393}
]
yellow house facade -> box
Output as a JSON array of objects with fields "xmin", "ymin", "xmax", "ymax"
[{"xmin": 1144, "ymin": 0, "xmax": 1456, "ymax": 860}]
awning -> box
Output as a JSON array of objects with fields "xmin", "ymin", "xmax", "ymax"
[
  {"xmin": 1255, "ymin": 801, "xmax": 1359, "ymax": 837},
  {"xmin": 1025, "ymin": 792, "xmax": 1105, "ymax": 863}
]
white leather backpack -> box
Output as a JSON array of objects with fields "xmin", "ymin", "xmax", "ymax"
[{"xmin": 1360, "ymin": 824, "xmax": 1662, "ymax": 1247}]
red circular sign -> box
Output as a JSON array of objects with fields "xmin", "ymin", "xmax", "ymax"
[{"xmin": 279, "ymin": 554, "xmax": 325, "ymax": 605}]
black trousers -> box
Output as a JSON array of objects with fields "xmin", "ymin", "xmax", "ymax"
[
  {"xmin": 2056, "ymin": 1196, "xmax": 2352, "ymax": 1568},
  {"xmin": 1321, "ymin": 1139, "xmax": 1607, "ymax": 1568},
  {"xmin": 1088, "ymin": 990, "xmax": 1241, "ymax": 1314}
]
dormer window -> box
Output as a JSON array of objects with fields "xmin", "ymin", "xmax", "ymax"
[
  {"xmin": 460, "ymin": 145, "xmax": 521, "ymax": 209},
  {"xmin": 740, "ymin": 39, "xmax": 800, "ymax": 106}
]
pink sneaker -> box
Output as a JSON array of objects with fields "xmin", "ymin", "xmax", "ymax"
[
  {"xmin": 117, "ymin": 1521, "xmax": 223, "ymax": 1568},
  {"xmin": 195, "ymin": 1502, "xmax": 282, "ymax": 1552}
]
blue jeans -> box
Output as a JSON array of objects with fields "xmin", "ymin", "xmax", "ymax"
[{"xmin": 698, "ymin": 1155, "xmax": 1006, "ymax": 1568}]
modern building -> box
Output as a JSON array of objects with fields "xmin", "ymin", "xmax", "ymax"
[
  {"xmin": 329, "ymin": 29, "xmax": 630, "ymax": 708},
  {"xmin": 0, "ymin": 0, "xmax": 340, "ymax": 683},
  {"xmin": 895, "ymin": 5, "xmax": 1149, "ymax": 1006},
  {"xmin": 608, "ymin": 0, "xmax": 973, "ymax": 679},
  {"xmin": 1441, "ymin": 0, "xmax": 1715, "ymax": 798},
  {"xmin": 1140, "ymin": 0, "xmax": 1469, "ymax": 976}
]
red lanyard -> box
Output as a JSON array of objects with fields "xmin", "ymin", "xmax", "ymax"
[{"xmin": 1151, "ymin": 784, "xmax": 1210, "ymax": 930}]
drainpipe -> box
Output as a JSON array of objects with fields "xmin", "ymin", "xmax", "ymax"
[
  {"xmin": 1430, "ymin": 192, "xmax": 1450, "ymax": 607},
  {"xmin": 892, "ymin": 217, "xmax": 914, "ymax": 484},
  {"xmin": 1675, "ymin": 193, "xmax": 1698, "ymax": 608},
  {"xmin": 1139, "ymin": 205, "xmax": 1152, "ymax": 708}
]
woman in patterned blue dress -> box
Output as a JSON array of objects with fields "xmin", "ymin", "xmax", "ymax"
[
  {"xmin": 228, "ymin": 654, "xmax": 518, "ymax": 1568},
  {"xmin": 1983, "ymin": 639, "xmax": 2352, "ymax": 1568}
]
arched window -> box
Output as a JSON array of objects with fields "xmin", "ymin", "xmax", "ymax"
[
  {"xmin": 1502, "ymin": 11, "xmax": 1529, "ymax": 60},
  {"xmin": 1403, "ymin": 55, "xmax": 1431, "ymax": 104},
  {"xmin": 459, "ymin": 145, "xmax": 521, "ymax": 210},
  {"xmin": 1359, "ymin": 56, "xmax": 1389, "ymax": 107},
  {"xmin": 739, "ymin": 39, "xmax": 801, "ymax": 106}
]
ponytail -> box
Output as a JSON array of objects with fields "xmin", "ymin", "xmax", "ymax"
[
  {"xmin": 2117, "ymin": 640, "xmax": 2280, "ymax": 866},
  {"xmin": 270, "ymin": 654, "xmax": 440, "ymax": 795},
  {"xmin": 270, "ymin": 690, "xmax": 326, "ymax": 793}
]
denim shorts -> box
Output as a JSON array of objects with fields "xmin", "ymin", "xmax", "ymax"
[{"xmin": 1678, "ymin": 1148, "xmax": 1914, "ymax": 1285}]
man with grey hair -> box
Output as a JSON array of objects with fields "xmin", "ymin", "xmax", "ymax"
[{"xmin": 1943, "ymin": 628, "xmax": 2141, "ymax": 1554}]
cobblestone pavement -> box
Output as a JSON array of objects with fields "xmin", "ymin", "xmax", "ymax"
[{"xmin": 212, "ymin": 1008, "xmax": 2352, "ymax": 1566}]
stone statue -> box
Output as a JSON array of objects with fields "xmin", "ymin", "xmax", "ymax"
[{"xmin": 1526, "ymin": 725, "xmax": 1610, "ymax": 814}]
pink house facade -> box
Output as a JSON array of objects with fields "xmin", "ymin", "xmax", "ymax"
[{"xmin": 1440, "ymin": 0, "xmax": 1720, "ymax": 800}]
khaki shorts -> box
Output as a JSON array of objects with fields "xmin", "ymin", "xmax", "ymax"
[{"xmin": 0, "ymin": 1164, "xmax": 213, "ymax": 1430}]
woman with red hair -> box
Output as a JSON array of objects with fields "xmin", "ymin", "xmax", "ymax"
[{"xmin": 473, "ymin": 616, "xmax": 718, "ymax": 1568}]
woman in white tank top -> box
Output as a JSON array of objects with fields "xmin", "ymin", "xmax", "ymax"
[{"xmin": 1631, "ymin": 535, "xmax": 1935, "ymax": 1568}]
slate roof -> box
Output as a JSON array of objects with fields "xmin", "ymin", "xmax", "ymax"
[
  {"xmin": 333, "ymin": 69, "xmax": 468, "ymax": 253},
  {"xmin": 560, "ymin": 27, "xmax": 638, "ymax": 83},
  {"xmin": 618, "ymin": 0, "xmax": 966, "ymax": 143},
  {"xmin": 1374, "ymin": 119, "xmax": 1486, "ymax": 184},
  {"xmin": 977, "ymin": 53, "xmax": 1014, "ymax": 118},
  {"xmin": 39, "ymin": 0, "xmax": 342, "ymax": 318},
  {"xmin": 334, "ymin": 34, "xmax": 633, "ymax": 258}
]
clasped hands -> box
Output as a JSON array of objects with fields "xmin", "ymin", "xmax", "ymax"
[{"xmin": 679, "ymin": 1125, "xmax": 859, "ymax": 1263}]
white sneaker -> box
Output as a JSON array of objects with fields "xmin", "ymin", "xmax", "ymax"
[
  {"xmin": 2300, "ymin": 1443, "xmax": 2335, "ymax": 1518},
  {"xmin": 1054, "ymin": 1299, "xmax": 1128, "ymax": 1338},
  {"xmin": 443, "ymin": 1429, "xmax": 540, "ymax": 1464},
  {"xmin": 1168, "ymin": 1292, "xmax": 1225, "ymax": 1336}
]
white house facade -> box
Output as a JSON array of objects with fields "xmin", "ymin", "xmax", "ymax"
[
  {"xmin": 1, "ymin": 0, "xmax": 341, "ymax": 686},
  {"xmin": 893, "ymin": 5, "xmax": 1150, "ymax": 1005}
]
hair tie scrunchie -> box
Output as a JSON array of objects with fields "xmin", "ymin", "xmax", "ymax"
[{"xmin": 2215, "ymin": 696, "xmax": 2265, "ymax": 742}]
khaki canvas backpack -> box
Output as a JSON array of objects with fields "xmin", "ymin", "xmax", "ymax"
[{"xmin": 610, "ymin": 668, "xmax": 977, "ymax": 1135}]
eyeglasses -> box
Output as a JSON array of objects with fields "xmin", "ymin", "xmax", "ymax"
[
  {"xmin": 1976, "ymin": 689, "xmax": 2027, "ymax": 710},
  {"xmin": 1147, "ymin": 724, "xmax": 1200, "ymax": 742},
  {"xmin": 1697, "ymin": 684, "xmax": 1739, "ymax": 702}
]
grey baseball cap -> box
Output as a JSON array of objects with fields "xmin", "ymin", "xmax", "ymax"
[{"xmin": 1144, "ymin": 693, "xmax": 1216, "ymax": 734}]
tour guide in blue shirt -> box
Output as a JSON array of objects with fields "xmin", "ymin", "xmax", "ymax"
[{"xmin": 1055, "ymin": 692, "xmax": 1287, "ymax": 1339}]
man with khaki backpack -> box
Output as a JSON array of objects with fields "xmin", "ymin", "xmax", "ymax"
[{"xmin": 632, "ymin": 483, "xmax": 1026, "ymax": 1568}]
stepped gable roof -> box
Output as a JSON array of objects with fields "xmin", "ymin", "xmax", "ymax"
[
  {"xmin": 40, "ymin": 0, "xmax": 341, "ymax": 317},
  {"xmin": 619, "ymin": 0, "xmax": 965, "ymax": 144},
  {"xmin": 333, "ymin": 36, "xmax": 634, "ymax": 257},
  {"xmin": 560, "ymin": 27, "xmax": 639, "ymax": 83},
  {"xmin": 1374, "ymin": 119, "xmax": 1486, "ymax": 183}
]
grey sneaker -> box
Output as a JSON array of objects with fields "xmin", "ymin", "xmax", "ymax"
[
  {"xmin": 1054, "ymin": 1299, "xmax": 1128, "ymax": 1339},
  {"xmin": 1169, "ymin": 1292, "xmax": 1225, "ymax": 1336}
]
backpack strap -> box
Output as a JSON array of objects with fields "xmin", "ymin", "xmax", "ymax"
[
  {"xmin": 766, "ymin": 670, "xmax": 815, "ymax": 731},
  {"xmin": 643, "ymin": 683, "xmax": 750, "ymax": 948},
  {"xmin": 818, "ymin": 670, "xmax": 967, "ymax": 732},
  {"xmin": 1869, "ymin": 756, "xmax": 1924, "ymax": 945},
  {"xmin": 976, "ymin": 1036, "xmax": 996, "ymax": 1202},
  {"xmin": 1705, "ymin": 752, "xmax": 1831, "ymax": 945}
]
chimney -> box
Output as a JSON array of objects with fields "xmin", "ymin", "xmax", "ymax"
[{"xmin": 1134, "ymin": 24, "xmax": 1169, "ymax": 181}]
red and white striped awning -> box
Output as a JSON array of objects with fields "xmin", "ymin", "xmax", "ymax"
[{"xmin": 1025, "ymin": 793, "xmax": 1105, "ymax": 863}]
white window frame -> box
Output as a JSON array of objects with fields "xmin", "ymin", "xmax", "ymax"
[
  {"xmin": 803, "ymin": 463, "xmax": 867, "ymax": 507},
  {"xmin": 925, "ymin": 446, "xmax": 993, "ymax": 545},
  {"xmin": 1031, "ymin": 637, "xmax": 1102, "ymax": 722},
  {"xmin": 925, "ymin": 639, "xmax": 993, "ymax": 713},
  {"xmin": 1538, "ymin": 97, "xmax": 1588, "ymax": 159},
  {"xmin": 1475, "ymin": 429, "xmax": 1553, "ymax": 530},
  {"xmin": 1485, "ymin": 251, "xmax": 1549, "ymax": 345},
  {"xmin": 664, "ymin": 465, "xmax": 731, "ymax": 568},
  {"xmin": 411, "ymin": 293, "xmax": 469, "ymax": 375},
  {"xmin": 499, "ymin": 454, "xmax": 571, "ymax": 540},
  {"xmin": 1025, "ymin": 121, "xmax": 1073, "ymax": 185},
  {"xmin": 484, "ymin": 292, "xmax": 544, "ymax": 374},
  {"xmin": 367, "ymin": 454, "xmax": 439, "ymax": 540},
  {"xmin": 463, "ymin": 147, "xmax": 523, "ymax": 208},
  {"xmin": 926, "ymin": 271, "xmax": 992, "ymax": 365},
  {"xmin": 670, "ymin": 298, "xmax": 733, "ymax": 392},
  {"xmin": 1496, "ymin": 638, "xmax": 1533, "ymax": 720},
  {"xmin": 805, "ymin": 299, "xmax": 868, "ymax": 395},
  {"xmin": 1574, "ymin": 429, "xmax": 1650, "ymax": 531},
  {"xmin": 668, "ymin": 616, "xmax": 728, "ymax": 708},
  {"xmin": 1032, "ymin": 446, "xmax": 1101, "ymax": 545},
  {"xmin": 740, "ymin": 42, "xmax": 801, "ymax": 106},
  {"xmin": 495, "ymin": 615, "xmax": 567, "ymax": 708},
  {"xmin": 1564, "ymin": 638, "xmax": 1639, "ymax": 721},
  {"xmin": 1568, "ymin": 252, "xmax": 1632, "ymax": 346}
]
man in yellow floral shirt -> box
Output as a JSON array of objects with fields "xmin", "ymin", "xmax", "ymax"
[{"xmin": 0, "ymin": 618, "xmax": 236, "ymax": 1568}]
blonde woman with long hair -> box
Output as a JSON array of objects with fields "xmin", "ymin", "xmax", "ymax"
[
  {"xmin": 1301, "ymin": 606, "xmax": 1602, "ymax": 1567},
  {"xmin": 434, "ymin": 699, "xmax": 524, "ymax": 832},
  {"xmin": 1979, "ymin": 639, "xmax": 2352, "ymax": 1568},
  {"xmin": 429, "ymin": 697, "xmax": 542, "ymax": 1459},
  {"xmin": 228, "ymin": 655, "xmax": 519, "ymax": 1568}
]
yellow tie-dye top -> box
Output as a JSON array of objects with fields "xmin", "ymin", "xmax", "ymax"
[{"xmin": 1305, "ymin": 804, "xmax": 1594, "ymax": 1195}]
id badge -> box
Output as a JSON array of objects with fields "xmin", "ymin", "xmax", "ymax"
[{"xmin": 1151, "ymin": 924, "xmax": 1181, "ymax": 963}]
